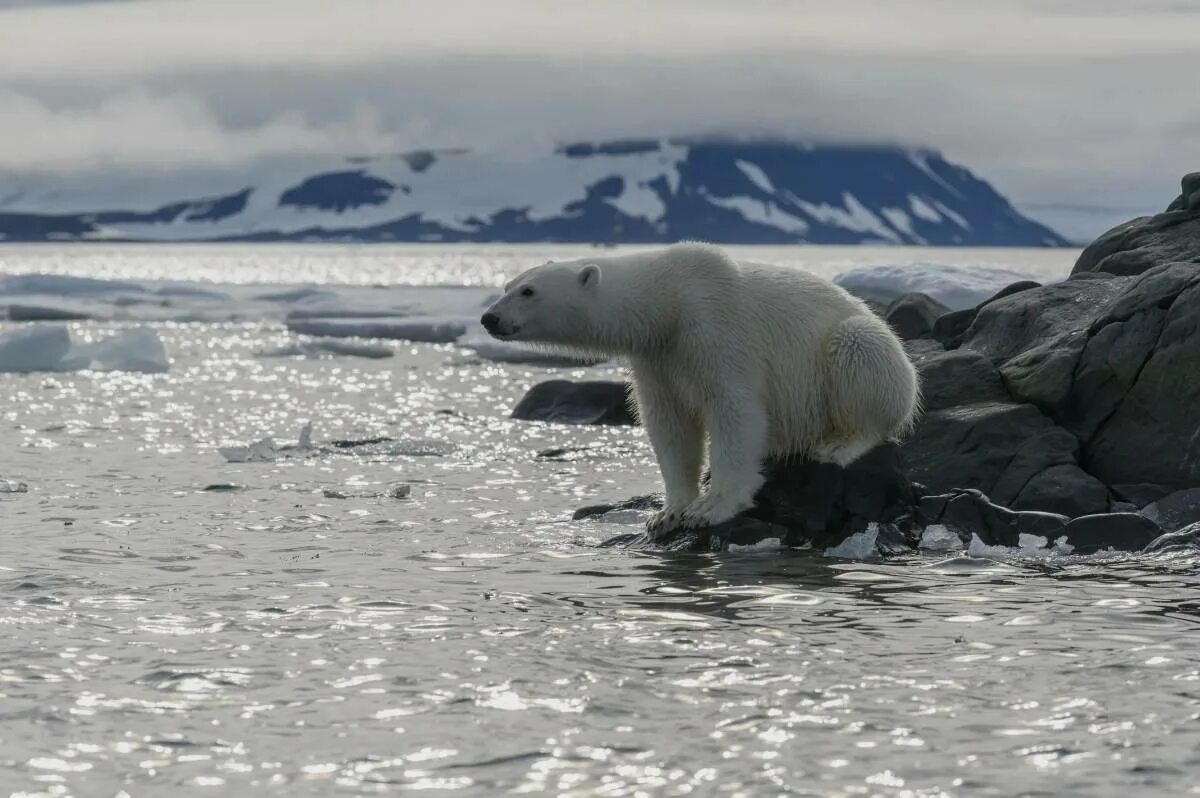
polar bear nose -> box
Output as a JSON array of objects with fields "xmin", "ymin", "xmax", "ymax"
[{"xmin": 480, "ymin": 312, "xmax": 500, "ymax": 331}]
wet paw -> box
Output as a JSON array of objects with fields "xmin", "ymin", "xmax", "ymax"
[
  {"xmin": 646, "ymin": 507, "xmax": 683, "ymax": 540},
  {"xmin": 680, "ymin": 491, "xmax": 751, "ymax": 529}
]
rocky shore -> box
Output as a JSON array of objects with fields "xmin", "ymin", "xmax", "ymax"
[{"xmin": 513, "ymin": 172, "xmax": 1200, "ymax": 555}]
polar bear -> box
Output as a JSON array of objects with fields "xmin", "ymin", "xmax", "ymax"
[{"xmin": 481, "ymin": 243, "xmax": 919, "ymax": 538}]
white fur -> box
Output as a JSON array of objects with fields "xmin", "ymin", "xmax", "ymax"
[{"xmin": 482, "ymin": 243, "xmax": 920, "ymax": 538}]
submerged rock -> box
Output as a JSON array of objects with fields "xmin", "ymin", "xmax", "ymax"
[
  {"xmin": 1141, "ymin": 488, "xmax": 1200, "ymax": 534},
  {"xmin": 1143, "ymin": 522, "xmax": 1200, "ymax": 554},
  {"xmin": 512, "ymin": 380, "xmax": 635, "ymax": 425},
  {"xmin": 1061, "ymin": 513, "xmax": 1161, "ymax": 554}
]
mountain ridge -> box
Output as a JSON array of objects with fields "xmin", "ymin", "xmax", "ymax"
[{"xmin": 0, "ymin": 138, "xmax": 1068, "ymax": 246}]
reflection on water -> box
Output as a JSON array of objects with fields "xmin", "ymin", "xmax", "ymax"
[{"xmin": 3, "ymin": 246, "xmax": 1198, "ymax": 796}]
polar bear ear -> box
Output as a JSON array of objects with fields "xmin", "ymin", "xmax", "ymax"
[{"xmin": 579, "ymin": 263, "xmax": 601, "ymax": 289}]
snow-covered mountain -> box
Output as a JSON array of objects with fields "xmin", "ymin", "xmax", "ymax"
[{"xmin": 0, "ymin": 138, "xmax": 1067, "ymax": 246}]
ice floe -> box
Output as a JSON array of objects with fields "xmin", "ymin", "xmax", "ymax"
[
  {"xmin": 0, "ymin": 324, "xmax": 168, "ymax": 373},
  {"xmin": 834, "ymin": 262, "xmax": 1050, "ymax": 310},
  {"xmin": 256, "ymin": 339, "xmax": 394, "ymax": 359}
]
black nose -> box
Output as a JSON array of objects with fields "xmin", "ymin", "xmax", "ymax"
[{"xmin": 480, "ymin": 312, "xmax": 499, "ymax": 330}]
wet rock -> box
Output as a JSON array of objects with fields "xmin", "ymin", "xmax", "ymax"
[
  {"xmin": 1141, "ymin": 488, "xmax": 1200, "ymax": 533},
  {"xmin": 884, "ymin": 293, "xmax": 950, "ymax": 340},
  {"xmin": 385, "ymin": 483, "xmax": 412, "ymax": 499},
  {"xmin": 1011, "ymin": 464, "xmax": 1111, "ymax": 517},
  {"xmin": 1143, "ymin": 521, "xmax": 1200, "ymax": 553},
  {"xmin": 922, "ymin": 489, "xmax": 1068, "ymax": 547},
  {"xmin": 1061, "ymin": 513, "xmax": 1161, "ymax": 553},
  {"xmin": 595, "ymin": 444, "xmax": 921, "ymax": 553},
  {"xmin": 1072, "ymin": 172, "xmax": 1200, "ymax": 276},
  {"xmin": 902, "ymin": 401, "xmax": 1079, "ymax": 507},
  {"xmin": 202, "ymin": 482, "xmax": 241, "ymax": 492},
  {"xmin": 574, "ymin": 494, "xmax": 662, "ymax": 520},
  {"xmin": 329, "ymin": 436, "xmax": 395, "ymax": 448},
  {"xmin": 512, "ymin": 380, "xmax": 636, "ymax": 426}
]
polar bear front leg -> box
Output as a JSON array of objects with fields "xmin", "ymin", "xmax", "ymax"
[
  {"xmin": 681, "ymin": 389, "xmax": 768, "ymax": 527},
  {"xmin": 634, "ymin": 375, "xmax": 703, "ymax": 539}
]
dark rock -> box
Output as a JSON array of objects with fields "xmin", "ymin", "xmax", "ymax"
[
  {"xmin": 329, "ymin": 436, "xmax": 395, "ymax": 448},
  {"xmin": 956, "ymin": 263, "xmax": 1200, "ymax": 490},
  {"xmin": 1011, "ymin": 464, "xmax": 1110, "ymax": 517},
  {"xmin": 6, "ymin": 304, "xmax": 92, "ymax": 321},
  {"xmin": 512, "ymin": 380, "xmax": 636, "ymax": 426},
  {"xmin": 902, "ymin": 401, "xmax": 1079, "ymax": 506},
  {"xmin": 595, "ymin": 443, "xmax": 921, "ymax": 553},
  {"xmin": 931, "ymin": 280, "xmax": 1041, "ymax": 349},
  {"xmin": 1142, "ymin": 488, "xmax": 1200, "ymax": 533},
  {"xmin": 885, "ymin": 293, "xmax": 950, "ymax": 340},
  {"xmin": 921, "ymin": 488, "xmax": 1068, "ymax": 547},
  {"xmin": 573, "ymin": 494, "xmax": 662, "ymax": 520},
  {"xmin": 1143, "ymin": 522, "xmax": 1200, "ymax": 553},
  {"xmin": 1061, "ymin": 513, "xmax": 1161, "ymax": 553},
  {"xmin": 1112, "ymin": 483, "xmax": 1173, "ymax": 506},
  {"xmin": 202, "ymin": 483, "xmax": 242, "ymax": 492},
  {"xmin": 1073, "ymin": 173, "xmax": 1200, "ymax": 276},
  {"xmin": 908, "ymin": 348, "xmax": 1009, "ymax": 411}
]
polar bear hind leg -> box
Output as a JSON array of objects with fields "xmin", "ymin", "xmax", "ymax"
[{"xmin": 816, "ymin": 316, "xmax": 917, "ymax": 466}]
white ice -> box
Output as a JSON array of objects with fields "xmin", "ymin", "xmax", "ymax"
[
  {"xmin": 825, "ymin": 524, "xmax": 881, "ymax": 559},
  {"xmin": 834, "ymin": 262, "xmax": 1048, "ymax": 310},
  {"xmin": 219, "ymin": 422, "xmax": 316, "ymax": 463},
  {"xmin": 919, "ymin": 524, "xmax": 964, "ymax": 552},
  {"xmin": 0, "ymin": 324, "xmax": 168, "ymax": 373}
]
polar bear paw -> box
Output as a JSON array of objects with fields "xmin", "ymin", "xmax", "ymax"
[
  {"xmin": 646, "ymin": 506, "xmax": 684, "ymax": 540},
  {"xmin": 679, "ymin": 490, "xmax": 754, "ymax": 529}
]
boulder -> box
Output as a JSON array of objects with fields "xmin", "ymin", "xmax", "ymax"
[
  {"xmin": 511, "ymin": 380, "xmax": 636, "ymax": 425},
  {"xmin": 901, "ymin": 400, "xmax": 1079, "ymax": 508},
  {"xmin": 931, "ymin": 280, "xmax": 1042, "ymax": 349},
  {"xmin": 957, "ymin": 262, "xmax": 1200, "ymax": 492},
  {"xmin": 1141, "ymin": 488, "xmax": 1200, "ymax": 534},
  {"xmin": 1072, "ymin": 172, "xmax": 1200, "ymax": 276},
  {"xmin": 1143, "ymin": 521, "xmax": 1200, "ymax": 554},
  {"xmin": 597, "ymin": 443, "xmax": 921, "ymax": 553},
  {"xmin": 1011, "ymin": 464, "xmax": 1111, "ymax": 518},
  {"xmin": 884, "ymin": 293, "xmax": 950, "ymax": 340},
  {"xmin": 920, "ymin": 489, "xmax": 1068, "ymax": 547},
  {"xmin": 1060, "ymin": 513, "xmax": 1161, "ymax": 554}
]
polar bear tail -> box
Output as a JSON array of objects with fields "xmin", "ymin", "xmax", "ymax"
[{"xmin": 818, "ymin": 315, "xmax": 921, "ymax": 465}]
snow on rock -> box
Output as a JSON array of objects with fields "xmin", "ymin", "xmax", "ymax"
[{"xmin": 834, "ymin": 262, "xmax": 1049, "ymax": 310}]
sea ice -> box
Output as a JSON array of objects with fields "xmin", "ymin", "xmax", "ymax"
[
  {"xmin": 825, "ymin": 524, "xmax": 881, "ymax": 559},
  {"xmin": 1, "ymin": 479, "xmax": 30, "ymax": 494},
  {"xmin": 285, "ymin": 316, "xmax": 468, "ymax": 343},
  {"xmin": 219, "ymin": 422, "xmax": 316, "ymax": 463},
  {"xmin": 919, "ymin": 524, "xmax": 964, "ymax": 551},
  {"xmin": 257, "ymin": 339, "xmax": 394, "ymax": 359},
  {"xmin": 0, "ymin": 324, "xmax": 169, "ymax": 373},
  {"xmin": 834, "ymin": 262, "xmax": 1047, "ymax": 310}
]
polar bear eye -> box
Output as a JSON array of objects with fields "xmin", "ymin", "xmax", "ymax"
[{"xmin": 520, "ymin": 287, "xmax": 535, "ymax": 297}]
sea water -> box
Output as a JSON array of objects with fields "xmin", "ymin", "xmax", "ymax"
[{"xmin": 2, "ymin": 244, "xmax": 1199, "ymax": 796}]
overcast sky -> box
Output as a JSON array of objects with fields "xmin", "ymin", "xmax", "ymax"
[{"xmin": 2, "ymin": 0, "xmax": 1198, "ymax": 226}]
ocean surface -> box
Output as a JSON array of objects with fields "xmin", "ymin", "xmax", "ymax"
[{"xmin": 3, "ymin": 244, "xmax": 1200, "ymax": 797}]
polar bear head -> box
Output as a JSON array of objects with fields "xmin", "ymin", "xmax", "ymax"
[{"xmin": 480, "ymin": 260, "xmax": 601, "ymax": 343}]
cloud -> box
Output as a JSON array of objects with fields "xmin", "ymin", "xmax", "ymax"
[{"xmin": 0, "ymin": 0, "xmax": 1197, "ymax": 215}]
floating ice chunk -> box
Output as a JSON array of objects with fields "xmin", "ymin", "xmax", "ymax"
[
  {"xmin": 75, "ymin": 327, "xmax": 169, "ymax": 373},
  {"xmin": 0, "ymin": 324, "xmax": 168, "ymax": 373},
  {"xmin": 835, "ymin": 263, "xmax": 1047, "ymax": 310},
  {"xmin": 0, "ymin": 325, "xmax": 76, "ymax": 372},
  {"xmin": 728, "ymin": 537, "xmax": 784, "ymax": 553},
  {"xmin": 919, "ymin": 524, "xmax": 964, "ymax": 551},
  {"xmin": 257, "ymin": 339, "xmax": 394, "ymax": 359},
  {"xmin": 219, "ymin": 422, "xmax": 317, "ymax": 463},
  {"xmin": 1, "ymin": 479, "xmax": 29, "ymax": 494},
  {"xmin": 0, "ymin": 274, "xmax": 143, "ymax": 296},
  {"xmin": 286, "ymin": 316, "xmax": 468, "ymax": 343},
  {"xmin": 825, "ymin": 523, "xmax": 880, "ymax": 559}
]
